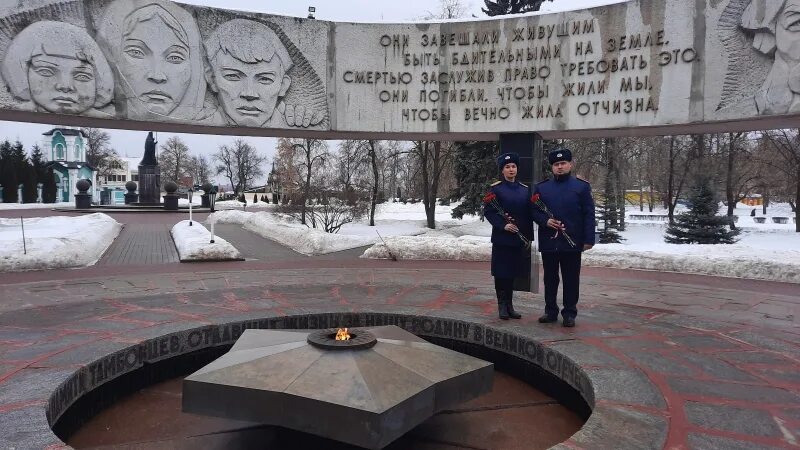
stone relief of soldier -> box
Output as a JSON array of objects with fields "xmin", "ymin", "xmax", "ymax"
[
  {"xmin": 203, "ymin": 19, "xmax": 325, "ymax": 129},
  {"xmin": 0, "ymin": 20, "xmax": 114, "ymax": 117},
  {"xmin": 741, "ymin": 0, "xmax": 800, "ymax": 114}
]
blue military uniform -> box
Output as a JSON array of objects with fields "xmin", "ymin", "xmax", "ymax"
[
  {"xmin": 531, "ymin": 148, "xmax": 595, "ymax": 325},
  {"xmin": 484, "ymin": 152, "xmax": 533, "ymax": 320},
  {"xmin": 485, "ymin": 178, "xmax": 533, "ymax": 278}
]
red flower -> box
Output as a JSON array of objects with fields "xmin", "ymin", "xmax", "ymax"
[
  {"xmin": 530, "ymin": 193, "xmax": 541, "ymax": 203},
  {"xmin": 483, "ymin": 192, "xmax": 497, "ymax": 203}
]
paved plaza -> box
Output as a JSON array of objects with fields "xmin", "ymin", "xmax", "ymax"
[{"xmin": 0, "ymin": 210, "xmax": 799, "ymax": 449}]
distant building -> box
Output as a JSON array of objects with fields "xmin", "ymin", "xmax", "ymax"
[
  {"xmin": 97, "ymin": 156, "xmax": 139, "ymax": 204},
  {"xmin": 41, "ymin": 128, "xmax": 97, "ymax": 202}
]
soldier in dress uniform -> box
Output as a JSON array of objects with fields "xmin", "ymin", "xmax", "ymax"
[
  {"xmin": 483, "ymin": 152, "xmax": 534, "ymax": 320},
  {"xmin": 531, "ymin": 148, "xmax": 595, "ymax": 327}
]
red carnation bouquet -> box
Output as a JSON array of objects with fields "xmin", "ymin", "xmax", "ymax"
[
  {"xmin": 530, "ymin": 193, "xmax": 576, "ymax": 247},
  {"xmin": 483, "ymin": 192, "xmax": 531, "ymax": 250}
]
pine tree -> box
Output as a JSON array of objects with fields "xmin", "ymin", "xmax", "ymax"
[
  {"xmin": 30, "ymin": 144, "xmax": 47, "ymax": 183},
  {"xmin": 43, "ymin": 167, "xmax": 57, "ymax": 203},
  {"xmin": 665, "ymin": 176, "xmax": 740, "ymax": 244},
  {"xmin": 449, "ymin": 141, "xmax": 498, "ymax": 219},
  {"xmin": 483, "ymin": 0, "xmax": 551, "ymax": 16},
  {"xmin": 597, "ymin": 192, "xmax": 624, "ymax": 243},
  {"xmin": 253, "ymin": 193, "xmax": 258, "ymax": 203}
]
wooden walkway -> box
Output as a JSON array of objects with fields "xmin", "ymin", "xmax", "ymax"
[{"xmin": 98, "ymin": 223, "xmax": 179, "ymax": 265}]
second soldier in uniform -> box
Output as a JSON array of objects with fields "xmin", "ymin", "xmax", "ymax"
[{"xmin": 483, "ymin": 152, "xmax": 534, "ymax": 320}]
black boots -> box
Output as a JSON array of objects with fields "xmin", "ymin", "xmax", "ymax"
[
  {"xmin": 506, "ymin": 296, "xmax": 522, "ymax": 319},
  {"xmin": 496, "ymin": 289, "xmax": 521, "ymax": 320},
  {"xmin": 497, "ymin": 298, "xmax": 510, "ymax": 320}
]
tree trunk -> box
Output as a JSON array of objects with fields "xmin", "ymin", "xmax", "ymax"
[
  {"xmin": 667, "ymin": 137, "xmax": 676, "ymax": 223},
  {"xmin": 763, "ymin": 186, "xmax": 769, "ymax": 215},
  {"xmin": 369, "ymin": 140, "xmax": 379, "ymax": 226},
  {"xmin": 796, "ymin": 166, "xmax": 800, "ymax": 232},
  {"xmin": 725, "ymin": 133, "xmax": 737, "ymax": 229}
]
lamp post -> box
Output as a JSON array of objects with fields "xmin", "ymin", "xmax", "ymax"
[
  {"xmin": 188, "ymin": 188, "xmax": 194, "ymax": 226},
  {"xmin": 208, "ymin": 187, "xmax": 218, "ymax": 243},
  {"xmin": 307, "ymin": 6, "xmax": 315, "ymax": 19}
]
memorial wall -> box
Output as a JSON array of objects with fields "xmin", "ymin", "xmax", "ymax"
[{"xmin": 0, "ymin": 0, "xmax": 796, "ymax": 139}]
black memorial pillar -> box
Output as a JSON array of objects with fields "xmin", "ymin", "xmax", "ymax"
[{"xmin": 499, "ymin": 132, "xmax": 543, "ymax": 293}]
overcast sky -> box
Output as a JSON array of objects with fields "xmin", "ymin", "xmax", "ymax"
[{"xmin": 0, "ymin": 0, "xmax": 619, "ymax": 177}]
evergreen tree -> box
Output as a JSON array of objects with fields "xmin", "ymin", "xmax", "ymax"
[
  {"xmin": 30, "ymin": 144, "xmax": 47, "ymax": 183},
  {"xmin": 253, "ymin": 193, "xmax": 258, "ymax": 203},
  {"xmin": 43, "ymin": 167, "xmax": 57, "ymax": 203},
  {"xmin": 449, "ymin": 141, "xmax": 498, "ymax": 219},
  {"xmin": 0, "ymin": 140, "xmax": 20, "ymax": 203},
  {"xmin": 665, "ymin": 176, "xmax": 740, "ymax": 244},
  {"xmin": 22, "ymin": 164, "xmax": 38, "ymax": 203},
  {"xmin": 597, "ymin": 192, "xmax": 624, "ymax": 243},
  {"xmin": 483, "ymin": 0, "xmax": 552, "ymax": 16}
]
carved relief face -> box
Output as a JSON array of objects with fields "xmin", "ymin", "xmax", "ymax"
[
  {"xmin": 118, "ymin": 16, "xmax": 191, "ymax": 116},
  {"xmin": 210, "ymin": 52, "xmax": 290, "ymax": 127},
  {"xmin": 777, "ymin": 0, "xmax": 800, "ymax": 61},
  {"xmin": 27, "ymin": 54, "xmax": 97, "ymax": 114}
]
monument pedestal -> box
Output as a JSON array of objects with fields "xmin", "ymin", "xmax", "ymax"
[
  {"xmin": 75, "ymin": 193, "xmax": 91, "ymax": 209},
  {"xmin": 163, "ymin": 194, "xmax": 178, "ymax": 211},
  {"xmin": 124, "ymin": 193, "xmax": 138, "ymax": 204}
]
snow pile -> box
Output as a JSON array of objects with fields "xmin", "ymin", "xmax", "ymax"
[
  {"xmin": 171, "ymin": 220, "xmax": 242, "ymax": 261},
  {"xmin": 213, "ymin": 200, "xmax": 277, "ymax": 211},
  {"xmin": 210, "ymin": 210, "xmax": 374, "ymax": 255},
  {"xmin": 0, "ymin": 213, "xmax": 121, "ymax": 271},
  {"xmin": 363, "ymin": 235, "xmax": 492, "ymax": 261}
]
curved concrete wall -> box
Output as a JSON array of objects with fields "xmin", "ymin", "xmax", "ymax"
[{"xmin": 0, "ymin": 0, "xmax": 797, "ymax": 139}]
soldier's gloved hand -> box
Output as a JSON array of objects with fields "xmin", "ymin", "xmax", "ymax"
[{"xmin": 504, "ymin": 223, "xmax": 519, "ymax": 233}]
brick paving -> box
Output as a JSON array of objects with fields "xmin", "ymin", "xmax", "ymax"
[{"xmin": 0, "ymin": 210, "xmax": 798, "ymax": 449}]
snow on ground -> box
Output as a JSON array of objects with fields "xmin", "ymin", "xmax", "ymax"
[
  {"xmin": 0, "ymin": 202, "xmax": 70, "ymax": 210},
  {"xmin": 209, "ymin": 201, "xmax": 479, "ymax": 256},
  {"xmin": 210, "ymin": 199, "xmax": 798, "ymax": 282},
  {"xmin": 171, "ymin": 220, "xmax": 242, "ymax": 261},
  {"xmin": 0, "ymin": 213, "xmax": 121, "ymax": 271},
  {"xmin": 212, "ymin": 200, "xmax": 277, "ymax": 211}
]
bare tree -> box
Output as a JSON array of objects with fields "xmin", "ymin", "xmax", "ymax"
[
  {"xmin": 159, "ymin": 136, "xmax": 190, "ymax": 185},
  {"xmin": 336, "ymin": 140, "xmax": 368, "ymax": 204},
  {"xmin": 760, "ymin": 129, "xmax": 800, "ymax": 232},
  {"xmin": 277, "ymin": 138, "xmax": 328, "ymax": 224},
  {"xmin": 663, "ymin": 135, "xmax": 693, "ymax": 224},
  {"xmin": 81, "ymin": 128, "xmax": 118, "ymax": 178},
  {"xmin": 187, "ymin": 154, "xmax": 212, "ymax": 186},
  {"xmin": 214, "ymin": 139, "xmax": 267, "ymax": 195},
  {"xmin": 721, "ymin": 132, "xmax": 760, "ymax": 229},
  {"xmin": 412, "ymin": 140, "xmax": 458, "ymax": 229}
]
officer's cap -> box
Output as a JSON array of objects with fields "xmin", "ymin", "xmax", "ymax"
[
  {"xmin": 548, "ymin": 148, "xmax": 572, "ymax": 165},
  {"xmin": 497, "ymin": 152, "xmax": 520, "ymax": 169}
]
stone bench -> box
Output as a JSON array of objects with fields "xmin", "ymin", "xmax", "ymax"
[
  {"xmin": 753, "ymin": 217, "xmax": 766, "ymax": 224},
  {"xmin": 772, "ymin": 217, "xmax": 789, "ymax": 224}
]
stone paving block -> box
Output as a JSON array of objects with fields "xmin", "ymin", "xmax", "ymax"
[
  {"xmin": 717, "ymin": 351, "xmax": 794, "ymax": 365},
  {"xmin": 0, "ymin": 368, "xmax": 73, "ymax": 404},
  {"xmin": 548, "ymin": 341, "xmax": 625, "ymax": 367},
  {"xmin": 36, "ymin": 339, "xmax": 133, "ymax": 367},
  {"xmin": 114, "ymin": 310, "xmax": 188, "ymax": 323},
  {"xmin": 0, "ymin": 406, "xmax": 59, "ymax": 450},
  {"xmin": 750, "ymin": 366, "xmax": 800, "ymax": 384},
  {"xmin": 685, "ymin": 401, "xmax": 782, "ymax": 437},
  {"xmin": 570, "ymin": 406, "xmax": 667, "ymax": 450},
  {"xmin": 687, "ymin": 432, "xmax": 784, "ymax": 450},
  {"xmin": 0, "ymin": 302, "xmax": 118, "ymax": 328},
  {"xmin": 604, "ymin": 337, "xmax": 675, "ymax": 351},
  {"xmin": 679, "ymin": 352, "xmax": 760, "ymax": 382},
  {"xmin": 1, "ymin": 334, "xmax": 98, "ymax": 361},
  {"xmin": 724, "ymin": 330, "xmax": 800, "ymax": 359},
  {"xmin": 58, "ymin": 319, "xmax": 145, "ymax": 333},
  {"xmin": 669, "ymin": 335, "xmax": 741, "ymax": 350},
  {"xmin": 667, "ymin": 378, "xmax": 800, "ymax": 404},
  {"xmin": 625, "ymin": 351, "xmax": 692, "ymax": 376},
  {"xmin": 585, "ymin": 368, "xmax": 665, "ymax": 408},
  {"xmin": 0, "ymin": 327, "xmax": 59, "ymax": 343},
  {"xmin": 124, "ymin": 321, "xmax": 210, "ymax": 341}
]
